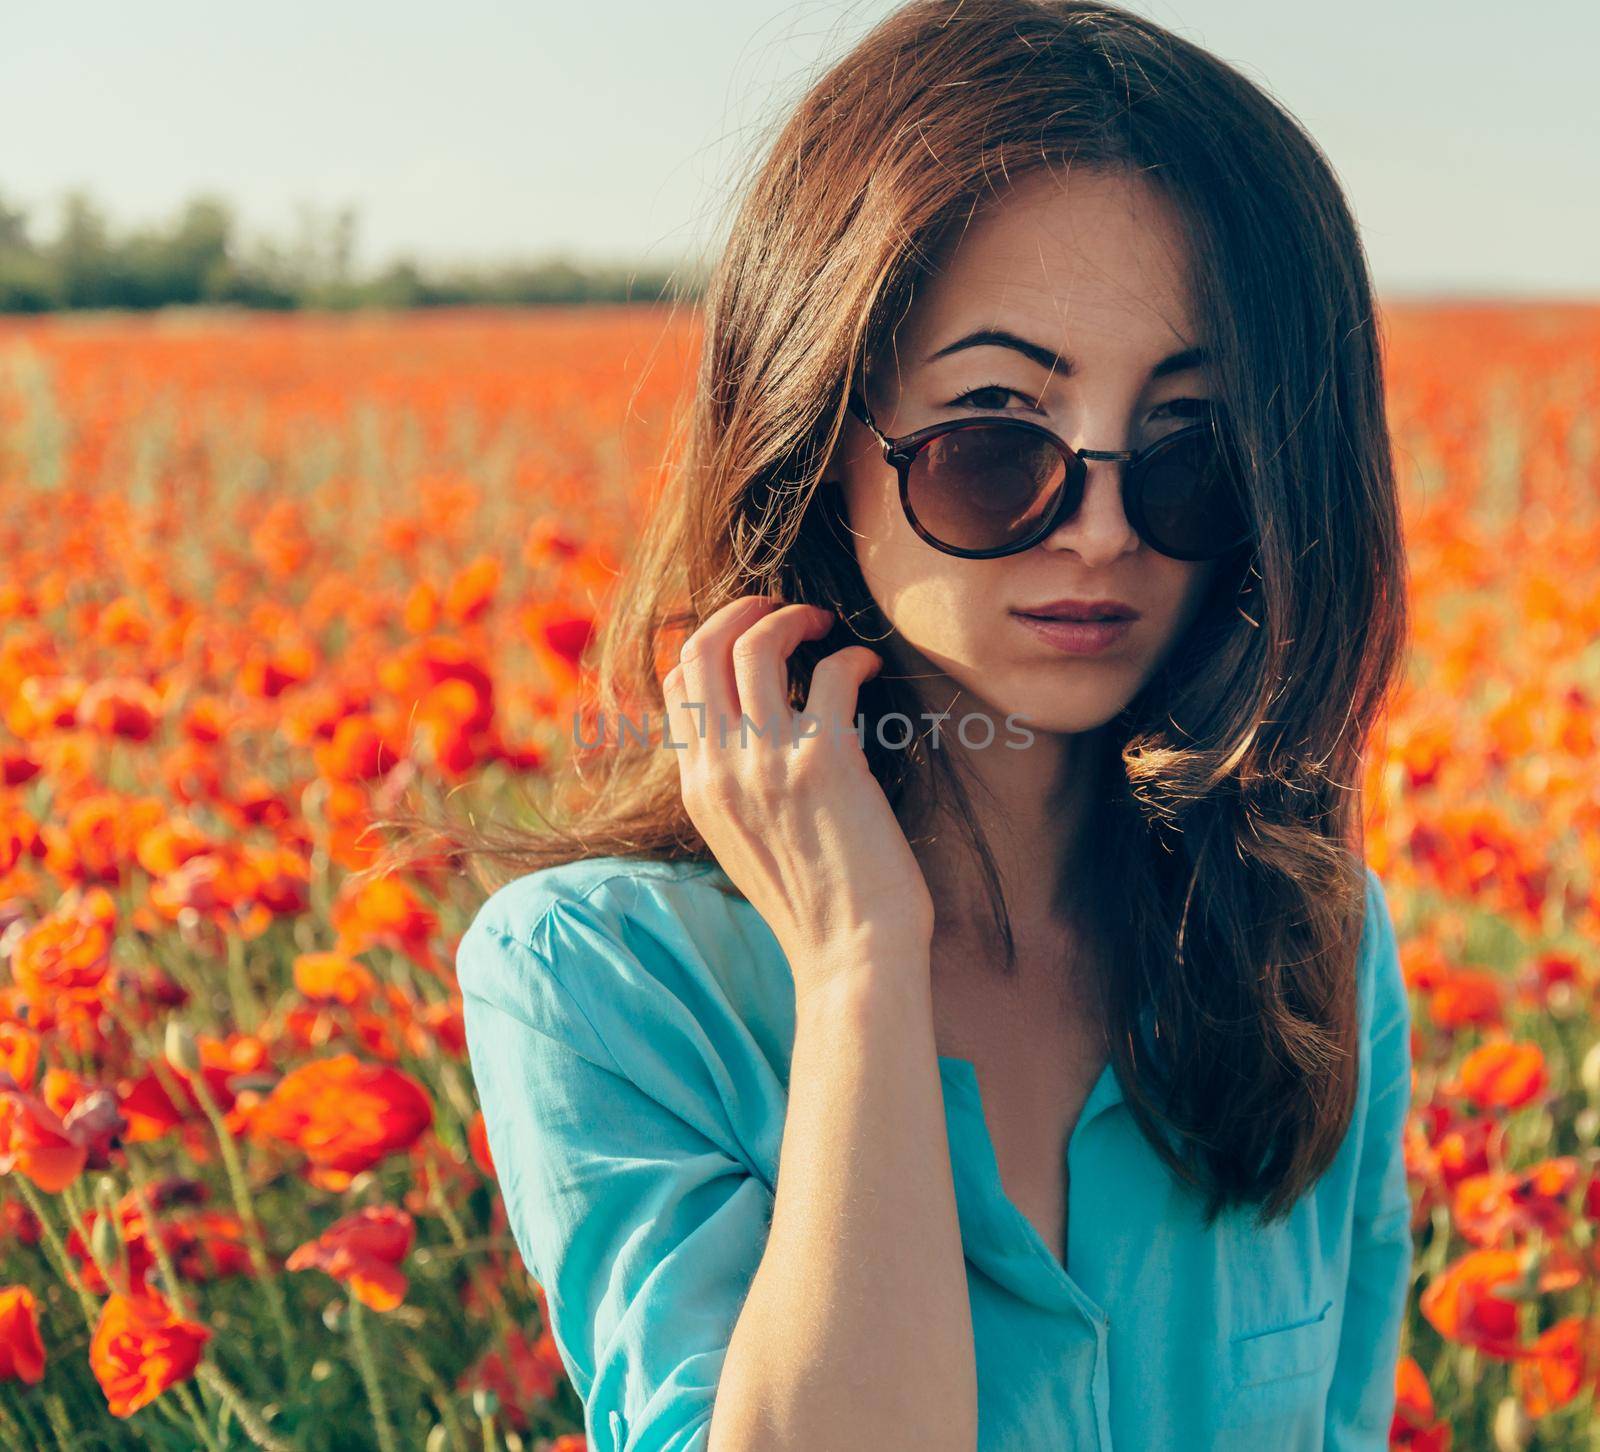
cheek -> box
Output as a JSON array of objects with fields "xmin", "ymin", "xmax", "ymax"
[
  {"xmin": 1146, "ymin": 559, "xmax": 1222, "ymax": 660},
  {"xmin": 1193, "ymin": 554, "xmax": 1221, "ymax": 589},
  {"xmin": 843, "ymin": 482, "xmax": 998, "ymax": 655},
  {"xmin": 841, "ymin": 477, "xmax": 913, "ymax": 599},
  {"xmin": 842, "ymin": 477, "xmax": 900, "ymax": 564}
]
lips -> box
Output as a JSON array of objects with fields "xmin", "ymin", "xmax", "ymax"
[
  {"xmin": 1012, "ymin": 612, "xmax": 1134, "ymax": 656},
  {"xmin": 1012, "ymin": 598, "xmax": 1140, "ymax": 622}
]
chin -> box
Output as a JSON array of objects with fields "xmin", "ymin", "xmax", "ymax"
[
  {"xmin": 948, "ymin": 669, "xmax": 1140, "ymax": 740},
  {"xmin": 1003, "ymin": 699, "xmax": 1130, "ymax": 739}
]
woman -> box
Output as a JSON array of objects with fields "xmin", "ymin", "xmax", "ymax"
[{"xmin": 450, "ymin": 1, "xmax": 1415, "ymax": 1447}]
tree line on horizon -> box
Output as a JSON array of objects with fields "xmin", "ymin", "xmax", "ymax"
[{"xmin": 0, "ymin": 188, "xmax": 700, "ymax": 313}]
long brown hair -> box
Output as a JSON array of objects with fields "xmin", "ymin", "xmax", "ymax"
[{"xmin": 369, "ymin": 0, "xmax": 1410, "ymax": 1229}]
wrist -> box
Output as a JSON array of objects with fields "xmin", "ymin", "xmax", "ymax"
[{"xmin": 792, "ymin": 933, "xmax": 935, "ymax": 1026}]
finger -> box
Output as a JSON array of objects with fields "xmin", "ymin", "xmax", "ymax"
[
  {"xmin": 660, "ymin": 659, "xmax": 699, "ymax": 766},
  {"xmin": 730, "ymin": 604, "xmax": 837, "ymax": 737},
  {"xmin": 802, "ymin": 645, "xmax": 883, "ymax": 738},
  {"xmin": 677, "ymin": 596, "xmax": 782, "ymax": 751}
]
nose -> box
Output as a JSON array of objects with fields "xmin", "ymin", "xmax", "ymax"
[{"xmin": 1036, "ymin": 454, "xmax": 1142, "ymax": 565}]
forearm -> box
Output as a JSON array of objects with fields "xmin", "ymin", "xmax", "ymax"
[{"xmin": 709, "ymin": 936, "xmax": 977, "ymax": 1451}]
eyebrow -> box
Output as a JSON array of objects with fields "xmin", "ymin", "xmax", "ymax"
[{"xmin": 923, "ymin": 327, "xmax": 1210, "ymax": 381}]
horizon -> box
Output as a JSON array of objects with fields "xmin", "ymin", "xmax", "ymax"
[{"xmin": 5, "ymin": 0, "xmax": 1595, "ymax": 300}]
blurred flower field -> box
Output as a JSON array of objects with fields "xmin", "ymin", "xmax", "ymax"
[{"xmin": 0, "ymin": 301, "xmax": 1598, "ymax": 1450}]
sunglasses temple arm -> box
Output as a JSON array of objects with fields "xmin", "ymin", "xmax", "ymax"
[{"xmin": 846, "ymin": 387, "xmax": 900, "ymax": 459}]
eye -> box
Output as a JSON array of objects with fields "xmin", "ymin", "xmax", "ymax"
[
  {"xmin": 1150, "ymin": 396, "xmax": 1214, "ymax": 420},
  {"xmin": 948, "ymin": 382, "xmax": 1033, "ymax": 412},
  {"xmin": 950, "ymin": 388, "xmax": 1213, "ymax": 420}
]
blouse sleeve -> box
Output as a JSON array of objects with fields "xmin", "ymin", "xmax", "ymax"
[
  {"xmin": 1323, "ymin": 866, "xmax": 1416, "ymax": 1449},
  {"xmin": 456, "ymin": 888, "xmax": 775, "ymax": 1452}
]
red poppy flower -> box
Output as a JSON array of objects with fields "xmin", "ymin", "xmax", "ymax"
[
  {"xmin": 89, "ymin": 1290, "xmax": 211, "ymax": 1417},
  {"xmin": 248, "ymin": 1054, "xmax": 432, "ymax": 1191},
  {"xmin": 287, "ymin": 1205, "xmax": 414, "ymax": 1311},
  {"xmin": 0, "ymin": 1286, "xmax": 45, "ymax": 1386}
]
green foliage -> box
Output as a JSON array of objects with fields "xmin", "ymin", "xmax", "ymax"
[{"xmin": 0, "ymin": 186, "xmax": 701, "ymax": 312}]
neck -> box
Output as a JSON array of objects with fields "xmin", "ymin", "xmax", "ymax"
[{"xmin": 897, "ymin": 673, "xmax": 1114, "ymax": 949}]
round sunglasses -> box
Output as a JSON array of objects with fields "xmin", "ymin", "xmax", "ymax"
[{"xmin": 845, "ymin": 386, "xmax": 1253, "ymax": 562}]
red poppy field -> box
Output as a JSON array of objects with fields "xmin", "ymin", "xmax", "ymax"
[{"xmin": 1, "ymin": 301, "xmax": 1598, "ymax": 1450}]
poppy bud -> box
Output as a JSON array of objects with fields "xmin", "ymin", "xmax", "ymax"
[
  {"xmin": 471, "ymin": 1387, "xmax": 499, "ymax": 1421},
  {"xmin": 91, "ymin": 1211, "xmax": 120, "ymax": 1269},
  {"xmin": 164, "ymin": 1019, "xmax": 201, "ymax": 1074},
  {"xmin": 1580, "ymin": 1041, "xmax": 1600, "ymax": 1098},
  {"xmin": 1492, "ymin": 1396, "xmax": 1532, "ymax": 1452}
]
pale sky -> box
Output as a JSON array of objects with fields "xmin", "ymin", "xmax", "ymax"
[{"xmin": 4, "ymin": 0, "xmax": 1595, "ymax": 296}]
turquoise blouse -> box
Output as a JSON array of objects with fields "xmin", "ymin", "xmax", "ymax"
[{"xmin": 456, "ymin": 854, "xmax": 1413, "ymax": 1452}]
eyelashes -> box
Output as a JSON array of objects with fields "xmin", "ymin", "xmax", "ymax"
[
  {"xmin": 1155, "ymin": 396, "xmax": 1216, "ymax": 419},
  {"xmin": 946, "ymin": 382, "xmax": 1029, "ymax": 411},
  {"xmin": 947, "ymin": 383, "xmax": 1215, "ymax": 420}
]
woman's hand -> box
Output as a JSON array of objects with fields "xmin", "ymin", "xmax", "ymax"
[{"xmin": 662, "ymin": 596, "xmax": 935, "ymax": 1001}]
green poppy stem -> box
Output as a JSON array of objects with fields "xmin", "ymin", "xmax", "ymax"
[
  {"xmin": 10, "ymin": 1174, "xmax": 101, "ymax": 1327},
  {"xmin": 197, "ymin": 1360, "xmax": 297, "ymax": 1452},
  {"xmin": 347, "ymin": 1296, "xmax": 401, "ymax": 1452},
  {"xmin": 182, "ymin": 1043, "xmax": 301, "ymax": 1375},
  {"xmin": 174, "ymin": 1380, "xmax": 226, "ymax": 1452}
]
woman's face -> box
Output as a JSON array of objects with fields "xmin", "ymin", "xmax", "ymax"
[{"xmin": 830, "ymin": 165, "xmax": 1222, "ymax": 736}]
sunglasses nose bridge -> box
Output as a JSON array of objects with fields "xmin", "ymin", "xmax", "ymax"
[{"xmin": 1075, "ymin": 447, "xmax": 1139, "ymax": 463}]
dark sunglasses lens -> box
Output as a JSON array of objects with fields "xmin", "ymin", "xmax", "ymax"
[
  {"xmin": 906, "ymin": 425, "xmax": 1069, "ymax": 552},
  {"xmin": 1135, "ymin": 428, "xmax": 1250, "ymax": 560}
]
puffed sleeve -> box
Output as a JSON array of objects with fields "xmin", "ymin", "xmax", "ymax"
[
  {"xmin": 456, "ymin": 885, "xmax": 775, "ymax": 1452},
  {"xmin": 1323, "ymin": 865, "xmax": 1416, "ymax": 1449}
]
